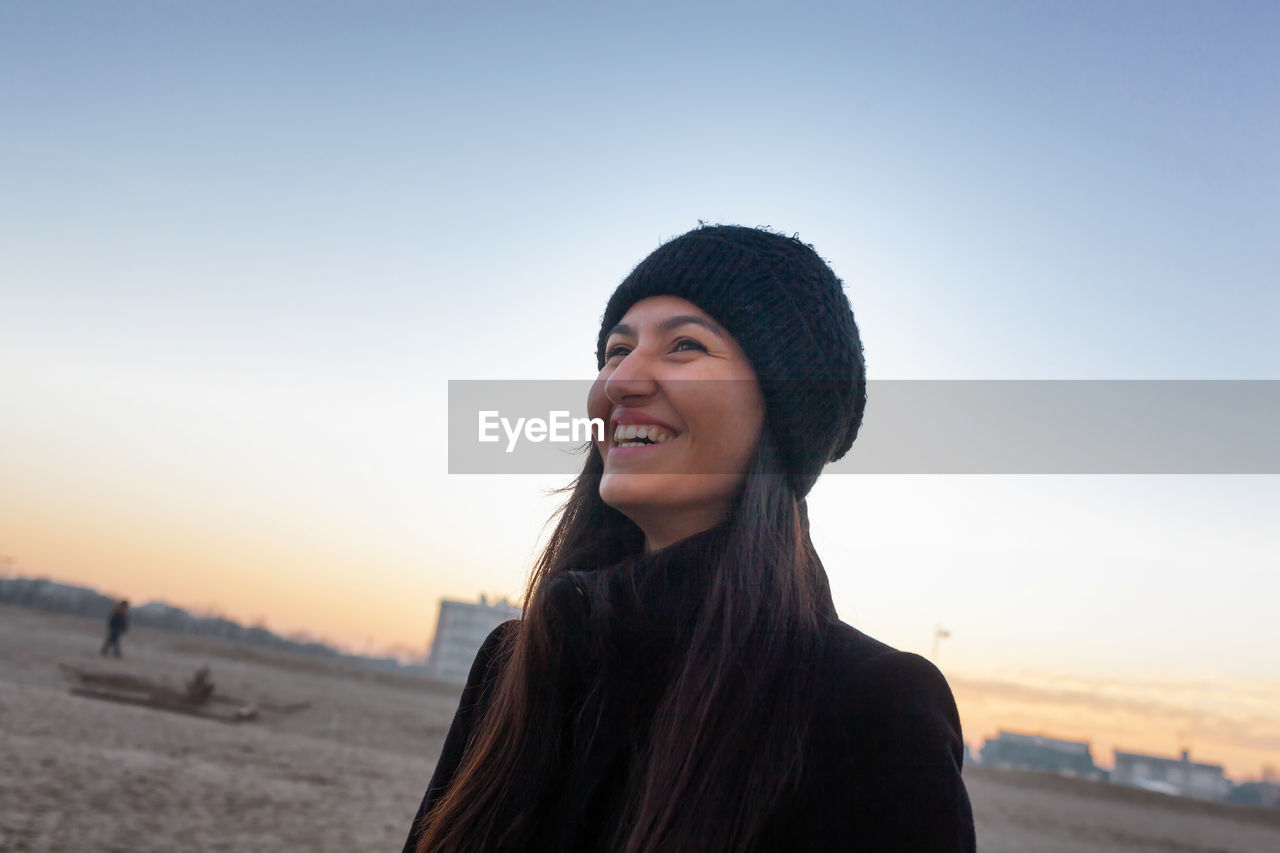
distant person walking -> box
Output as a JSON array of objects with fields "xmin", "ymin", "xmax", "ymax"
[{"xmin": 101, "ymin": 600, "xmax": 129, "ymax": 657}]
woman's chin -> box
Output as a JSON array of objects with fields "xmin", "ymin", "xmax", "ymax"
[{"xmin": 598, "ymin": 481, "xmax": 673, "ymax": 517}]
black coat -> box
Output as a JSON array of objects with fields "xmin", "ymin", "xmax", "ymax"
[{"xmin": 404, "ymin": 527, "xmax": 975, "ymax": 852}]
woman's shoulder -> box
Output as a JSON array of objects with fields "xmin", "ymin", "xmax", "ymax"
[
  {"xmin": 481, "ymin": 618, "xmax": 520, "ymax": 652},
  {"xmin": 816, "ymin": 618, "xmax": 958, "ymax": 712},
  {"xmin": 778, "ymin": 620, "xmax": 975, "ymax": 850},
  {"xmin": 810, "ymin": 619, "xmax": 965, "ymax": 759},
  {"xmin": 467, "ymin": 619, "xmax": 520, "ymax": 685}
]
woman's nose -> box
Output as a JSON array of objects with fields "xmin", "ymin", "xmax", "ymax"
[{"xmin": 604, "ymin": 349, "xmax": 659, "ymax": 405}]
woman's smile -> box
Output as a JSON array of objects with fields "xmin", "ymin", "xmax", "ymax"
[{"xmin": 608, "ymin": 414, "xmax": 680, "ymax": 452}]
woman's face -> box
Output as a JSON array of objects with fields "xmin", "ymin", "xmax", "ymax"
[{"xmin": 588, "ymin": 295, "xmax": 765, "ymax": 549}]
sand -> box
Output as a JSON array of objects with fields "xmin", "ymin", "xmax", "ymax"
[{"xmin": 3, "ymin": 604, "xmax": 1279, "ymax": 852}]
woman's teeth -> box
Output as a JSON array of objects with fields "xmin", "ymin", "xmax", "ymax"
[{"xmin": 613, "ymin": 424, "xmax": 674, "ymax": 447}]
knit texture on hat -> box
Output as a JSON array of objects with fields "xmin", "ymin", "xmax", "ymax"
[{"xmin": 596, "ymin": 224, "xmax": 866, "ymax": 497}]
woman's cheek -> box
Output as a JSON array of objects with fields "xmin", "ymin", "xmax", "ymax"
[{"xmin": 586, "ymin": 379, "xmax": 609, "ymax": 424}]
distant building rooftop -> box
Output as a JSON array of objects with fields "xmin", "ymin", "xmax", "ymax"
[
  {"xmin": 1114, "ymin": 749, "xmax": 1224, "ymax": 774},
  {"xmin": 1112, "ymin": 748, "xmax": 1230, "ymax": 800},
  {"xmin": 993, "ymin": 731, "xmax": 1092, "ymax": 755},
  {"xmin": 980, "ymin": 730, "xmax": 1102, "ymax": 779}
]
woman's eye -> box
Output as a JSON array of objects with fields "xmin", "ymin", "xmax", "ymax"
[
  {"xmin": 672, "ymin": 338, "xmax": 707, "ymax": 353},
  {"xmin": 605, "ymin": 345, "xmax": 631, "ymax": 360}
]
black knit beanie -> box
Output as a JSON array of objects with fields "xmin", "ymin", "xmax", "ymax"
[{"xmin": 596, "ymin": 224, "xmax": 866, "ymax": 498}]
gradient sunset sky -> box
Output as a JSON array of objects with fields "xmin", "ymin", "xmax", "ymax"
[{"xmin": 2, "ymin": 2, "xmax": 1277, "ymax": 778}]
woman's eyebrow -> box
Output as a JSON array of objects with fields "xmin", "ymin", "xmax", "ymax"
[
  {"xmin": 658, "ymin": 315, "xmax": 726, "ymax": 338},
  {"xmin": 606, "ymin": 322, "xmax": 636, "ymax": 340},
  {"xmin": 605, "ymin": 316, "xmax": 726, "ymax": 340}
]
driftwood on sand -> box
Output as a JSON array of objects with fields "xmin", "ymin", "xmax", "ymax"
[{"xmin": 59, "ymin": 664, "xmax": 311, "ymax": 723}]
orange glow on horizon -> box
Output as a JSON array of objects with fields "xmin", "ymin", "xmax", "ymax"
[
  {"xmin": 0, "ymin": 489, "xmax": 518, "ymax": 657},
  {"xmin": 951, "ymin": 675, "xmax": 1280, "ymax": 783}
]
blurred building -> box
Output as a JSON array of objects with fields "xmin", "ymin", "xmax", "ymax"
[
  {"xmin": 1225, "ymin": 780, "xmax": 1280, "ymax": 808},
  {"xmin": 424, "ymin": 594, "xmax": 521, "ymax": 683},
  {"xmin": 979, "ymin": 730, "xmax": 1103, "ymax": 779},
  {"xmin": 1112, "ymin": 749, "xmax": 1230, "ymax": 800}
]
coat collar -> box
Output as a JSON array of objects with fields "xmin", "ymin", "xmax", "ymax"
[{"xmin": 544, "ymin": 522, "xmax": 732, "ymax": 689}]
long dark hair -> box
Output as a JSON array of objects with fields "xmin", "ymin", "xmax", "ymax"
[{"xmin": 415, "ymin": 431, "xmax": 837, "ymax": 852}]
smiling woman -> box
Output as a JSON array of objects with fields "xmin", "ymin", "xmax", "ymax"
[{"xmin": 404, "ymin": 224, "xmax": 976, "ymax": 852}]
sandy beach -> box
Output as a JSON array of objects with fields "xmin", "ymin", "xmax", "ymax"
[{"xmin": 3, "ymin": 604, "xmax": 1278, "ymax": 852}]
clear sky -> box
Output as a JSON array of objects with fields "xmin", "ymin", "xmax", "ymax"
[{"xmin": 2, "ymin": 1, "xmax": 1278, "ymax": 778}]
